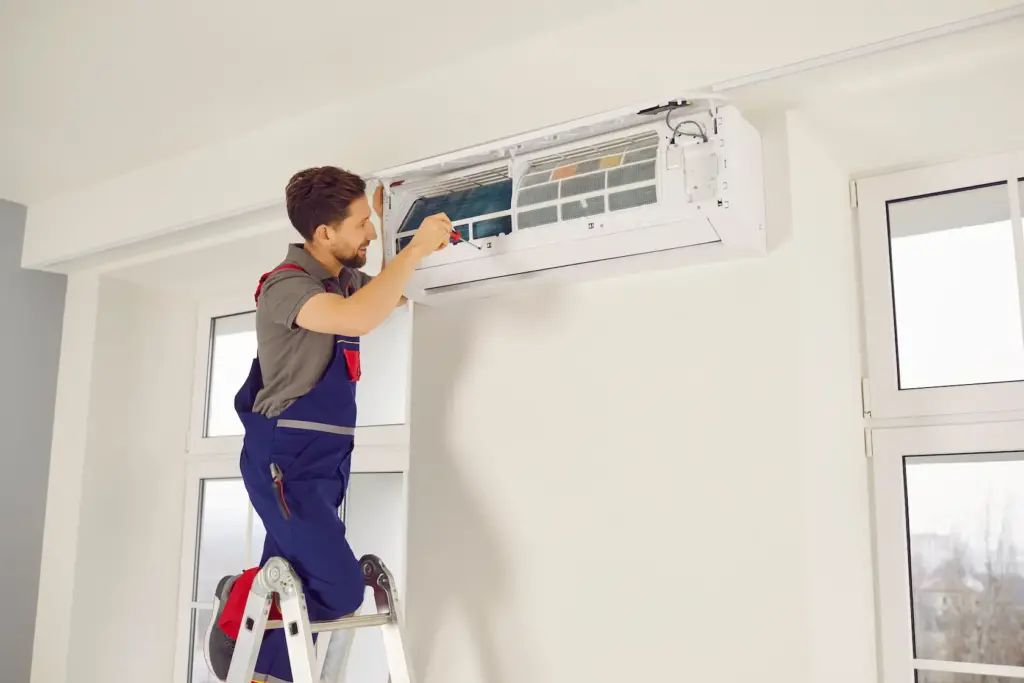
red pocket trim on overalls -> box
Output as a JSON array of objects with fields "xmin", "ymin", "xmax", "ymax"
[{"xmin": 343, "ymin": 348, "xmax": 361, "ymax": 382}]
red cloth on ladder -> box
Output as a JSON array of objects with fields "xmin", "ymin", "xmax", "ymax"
[{"xmin": 217, "ymin": 567, "xmax": 283, "ymax": 640}]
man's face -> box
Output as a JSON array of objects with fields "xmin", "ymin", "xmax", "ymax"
[{"xmin": 320, "ymin": 196, "xmax": 377, "ymax": 268}]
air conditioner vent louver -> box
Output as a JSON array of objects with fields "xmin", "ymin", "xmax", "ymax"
[
  {"xmin": 517, "ymin": 206, "xmax": 559, "ymax": 229},
  {"xmin": 526, "ymin": 131, "xmax": 658, "ymax": 173},
  {"xmin": 422, "ymin": 167, "xmax": 510, "ymax": 196},
  {"xmin": 561, "ymin": 173, "xmax": 605, "ymax": 198},
  {"xmin": 518, "ymin": 183, "xmax": 559, "ymax": 207},
  {"xmin": 561, "ymin": 197, "xmax": 605, "ymax": 221},
  {"xmin": 521, "ymin": 172, "xmax": 551, "ymax": 188},
  {"xmin": 609, "ymin": 185, "xmax": 658, "ymax": 212},
  {"xmin": 623, "ymin": 147, "xmax": 658, "ymax": 164},
  {"xmin": 608, "ymin": 161, "xmax": 656, "ymax": 188}
]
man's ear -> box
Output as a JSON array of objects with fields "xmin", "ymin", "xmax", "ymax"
[{"xmin": 313, "ymin": 223, "xmax": 330, "ymax": 242}]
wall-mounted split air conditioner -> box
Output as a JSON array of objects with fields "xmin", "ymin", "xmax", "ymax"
[{"xmin": 374, "ymin": 97, "xmax": 766, "ymax": 304}]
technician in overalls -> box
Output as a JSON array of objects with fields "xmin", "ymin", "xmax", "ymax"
[{"xmin": 203, "ymin": 166, "xmax": 452, "ymax": 682}]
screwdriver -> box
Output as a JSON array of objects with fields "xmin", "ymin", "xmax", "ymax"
[{"xmin": 450, "ymin": 228, "xmax": 482, "ymax": 250}]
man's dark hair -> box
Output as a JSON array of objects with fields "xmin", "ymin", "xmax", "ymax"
[{"xmin": 285, "ymin": 166, "xmax": 367, "ymax": 241}]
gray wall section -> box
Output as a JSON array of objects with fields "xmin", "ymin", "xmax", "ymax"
[{"xmin": 0, "ymin": 200, "xmax": 67, "ymax": 683}]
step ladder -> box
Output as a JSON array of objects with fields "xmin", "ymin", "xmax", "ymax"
[{"xmin": 226, "ymin": 554, "xmax": 414, "ymax": 683}]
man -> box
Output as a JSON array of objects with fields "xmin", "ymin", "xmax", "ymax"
[{"xmin": 203, "ymin": 166, "xmax": 452, "ymax": 682}]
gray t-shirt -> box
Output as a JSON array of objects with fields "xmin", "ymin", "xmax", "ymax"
[{"xmin": 253, "ymin": 244, "xmax": 372, "ymax": 417}]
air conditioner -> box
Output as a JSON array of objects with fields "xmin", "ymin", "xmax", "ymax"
[{"xmin": 375, "ymin": 97, "xmax": 765, "ymax": 304}]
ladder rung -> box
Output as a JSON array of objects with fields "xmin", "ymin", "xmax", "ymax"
[{"xmin": 265, "ymin": 612, "xmax": 392, "ymax": 633}]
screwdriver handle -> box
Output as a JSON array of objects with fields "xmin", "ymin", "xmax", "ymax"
[{"xmin": 450, "ymin": 229, "xmax": 482, "ymax": 250}]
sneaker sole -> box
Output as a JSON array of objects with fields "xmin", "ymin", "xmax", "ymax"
[{"xmin": 203, "ymin": 574, "xmax": 237, "ymax": 681}]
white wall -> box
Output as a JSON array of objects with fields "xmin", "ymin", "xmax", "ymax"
[
  {"xmin": 61, "ymin": 277, "xmax": 196, "ymax": 681},
  {"xmin": 32, "ymin": 272, "xmax": 99, "ymax": 683},
  {"xmin": 0, "ymin": 200, "xmax": 66, "ymax": 683},
  {"xmin": 789, "ymin": 112, "xmax": 878, "ymax": 683},
  {"xmin": 403, "ymin": 114, "xmax": 875, "ymax": 683}
]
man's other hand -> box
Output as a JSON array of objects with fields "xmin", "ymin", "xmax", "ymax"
[{"xmin": 373, "ymin": 183, "xmax": 385, "ymax": 219}]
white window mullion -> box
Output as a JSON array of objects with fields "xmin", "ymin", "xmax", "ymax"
[
  {"xmin": 1008, "ymin": 174, "xmax": 1024, "ymax": 356},
  {"xmin": 914, "ymin": 658, "xmax": 1024, "ymax": 679},
  {"xmin": 245, "ymin": 503, "xmax": 255, "ymax": 567},
  {"xmin": 872, "ymin": 428, "xmax": 916, "ymax": 683}
]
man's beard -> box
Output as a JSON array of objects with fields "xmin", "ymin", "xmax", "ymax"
[{"xmin": 338, "ymin": 246, "xmax": 367, "ymax": 269}]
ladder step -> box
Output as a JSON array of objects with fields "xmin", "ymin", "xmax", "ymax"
[{"xmin": 265, "ymin": 612, "xmax": 392, "ymax": 633}]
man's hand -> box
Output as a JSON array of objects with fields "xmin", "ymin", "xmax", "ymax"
[
  {"xmin": 408, "ymin": 213, "xmax": 453, "ymax": 258},
  {"xmin": 373, "ymin": 183, "xmax": 385, "ymax": 220},
  {"xmin": 295, "ymin": 212, "xmax": 450, "ymax": 336}
]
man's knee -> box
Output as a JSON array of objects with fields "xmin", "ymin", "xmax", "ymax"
[{"xmin": 306, "ymin": 555, "xmax": 365, "ymax": 619}]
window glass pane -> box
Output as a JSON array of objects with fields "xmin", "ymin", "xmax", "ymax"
[
  {"xmin": 206, "ymin": 312, "xmax": 257, "ymax": 437},
  {"xmin": 887, "ymin": 182, "xmax": 1024, "ymax": 389},
  {"xmin": 357, "ymin": 306, "xmax": 411, "ymax": 427},
  {"xmin": 194, "ymin": 478, "xmax": 249, "ymax": 603},
  {"xmin": 249, "ymin": 508, "xmax": 266, "ymax": 566},
  {"xmin": 205, "ymin": 306, "xmax": 408, "ymax": 431},
  {"xmin": 324, "ymin": 472, "xmax": 406, "ymax": 682},
  {"xmin": 189, "ymin": 608, "xmax": 216, "ymax": 683},
  {"xmin": 906, "ymin": 453, "xmax": 1024, "ymax": 667}
]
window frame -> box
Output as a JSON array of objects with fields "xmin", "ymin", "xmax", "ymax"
[
  {"xmin": 872, "ymin": 419, "xmax": 1024, "ymax": 683},
  {"xmin": 856, "ymin": 149, "xmax": 1024, "ymax": 420}
]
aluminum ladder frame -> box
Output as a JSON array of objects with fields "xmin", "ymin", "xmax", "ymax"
[{"xmin": 226, "ymin": 554, "xmax": 413, "ymax": 683}]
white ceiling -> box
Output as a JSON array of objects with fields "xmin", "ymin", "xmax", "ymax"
[
  {"xmin": 728, "ymin": 16, "xmax": 1024, "ymax": 176},
  {"xmin": 0, "ymin": 0, "xmax": 629, "ymax": 205}
]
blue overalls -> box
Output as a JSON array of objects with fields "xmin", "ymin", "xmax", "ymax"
[{"xmin": 234, "ymin": 268, "xmax": 366, "ymax": 681}]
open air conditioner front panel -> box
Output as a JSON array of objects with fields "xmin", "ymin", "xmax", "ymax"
[{"xmin": 379, "ymin": 99, "xmax": 765, "ymax": 301}]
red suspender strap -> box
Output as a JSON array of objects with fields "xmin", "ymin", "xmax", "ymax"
[{"xmin": 254, "ymin": 263, "xmax": 307, "ymax": 303}]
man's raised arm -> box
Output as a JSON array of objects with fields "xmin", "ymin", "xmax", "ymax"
[{"xmin": 295, "ymin": 213, "xmax": 451, "ymax": 336}]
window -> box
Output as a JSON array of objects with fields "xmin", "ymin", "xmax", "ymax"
[
  {"xmin": 857, "ymin": 151, "xmax": 1024, "ymax": 418},
  {"xmin": 873, "ymin": 422, "xmax": 1024, "ymax": 683},
  {"xmin": 173, "ymin": 460, "xmax": 260, "ymax": 683},
  {"xmin": 863, "ymin": 154, "xmax": 1024, "ymax": 683},
  {"xmin": 190, "ymin": 296, "xmax": 412, "ymax": 453},
  {"xmin": 188, "ymin": 477, "xmax": 263, "ymax": 683},
  {"xmin": 205, "ymin": 312, "xmax": 257, "ymax": 438},
  {"xmin": 887, "ymin": 182, "xmax": 1024, "ymax": 390},
  {"xmin": 174, "ymin": 460, "xmax": 406, "ymax": 683}
]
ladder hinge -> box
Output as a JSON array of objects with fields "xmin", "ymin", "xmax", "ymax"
[
  {"xmin": 849, "ymin": 180, "xmax": 859, "ymax": 209},
  {"xmin": 864, "ymin": 429, "xmax": 874, "ymax": 459},
  {"xmin": 860, "ymin": 377, "xmax": 871, "ymax": 417}
]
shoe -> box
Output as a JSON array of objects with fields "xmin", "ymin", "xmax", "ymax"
[{"xmin": 204, "ymin": 574, "xmax": 239, "ymax": 681}]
